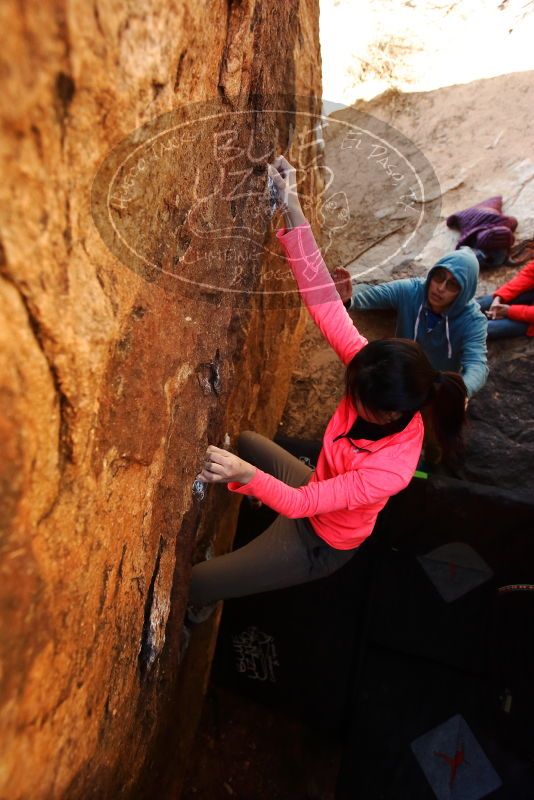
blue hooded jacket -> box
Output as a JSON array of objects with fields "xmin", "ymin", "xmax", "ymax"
[{"xmin": 350, "ymin": 248, "xmax": 489, "ymax": 396}]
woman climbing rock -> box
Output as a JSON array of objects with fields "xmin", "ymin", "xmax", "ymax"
[{"xmin": 188, "ymin": 156, "xmax": 467, "ymax": 616}]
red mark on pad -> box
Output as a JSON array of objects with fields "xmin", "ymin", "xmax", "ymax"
[{"xmin": 434, "ymin": 742, "xmax": 466, "ymax": 787}]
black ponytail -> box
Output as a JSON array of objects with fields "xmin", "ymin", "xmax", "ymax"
[
  {"xmin": 423, "ymin": 371, "xmax": 467, "ymax": 456},
  {"xmin": 345, "ymin": 338, "xmax": 467, "ymax": 456}
]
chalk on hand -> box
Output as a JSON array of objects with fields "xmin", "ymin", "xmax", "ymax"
[
  {"xmin": 267, "ymin": 174, "xmax": 280, "ymax": 216},
  {"xmin": 192, "ymin": 435, "xmax": 232, "ymax": 500}
]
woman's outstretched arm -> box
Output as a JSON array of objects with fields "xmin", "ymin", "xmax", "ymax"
[{"xmin": 269, "ymin": 157, "xmax": 367, "ymax": 365}]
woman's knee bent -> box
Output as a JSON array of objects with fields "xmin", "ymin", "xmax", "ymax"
[{"xmin": 237, "ymin": 430, "xmax": 263, "ymax": 460}]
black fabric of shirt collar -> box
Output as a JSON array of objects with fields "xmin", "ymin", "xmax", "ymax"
[{"xmin": 346, "ymin": 410, "xmax": 414, "ymax": 442}]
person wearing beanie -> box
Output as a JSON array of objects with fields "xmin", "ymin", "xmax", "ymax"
[{"xmin": 334, "ymin": 248, "xmax": 489, "ymax": 398}]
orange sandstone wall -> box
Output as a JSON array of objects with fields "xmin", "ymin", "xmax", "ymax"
[{"xmin": 0, "ymin": 1, "xmax": 322, "ymax": 797}]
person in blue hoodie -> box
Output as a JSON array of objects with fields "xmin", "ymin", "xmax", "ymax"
[{"xmin": 334, "ymin": 248, "xmax": 489, "ymax": 397}]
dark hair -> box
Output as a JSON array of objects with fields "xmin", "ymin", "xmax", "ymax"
[{"xmin": 345, "ymin": 339, "xmax": 467, "ymax": 454}]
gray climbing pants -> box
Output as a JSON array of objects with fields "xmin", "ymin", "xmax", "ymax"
[{"xmin": 189, "ymin": 431, "xmax": 358, "ymax": 606}]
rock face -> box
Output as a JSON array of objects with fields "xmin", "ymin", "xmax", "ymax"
[
  {"xmin": 281, "ymin": 72, "xmax": 534, "ymax": 492},
  {"xmin": 0, "ymin": 2, "xmax": 321, "ymax": 798},
  {"xmin": 453, "ymin": 337, "xmax": 534, "ymax": 494}
]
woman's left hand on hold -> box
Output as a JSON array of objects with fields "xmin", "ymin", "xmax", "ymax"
[
  {"xmin": 196, "ymin": 445, "xmax": 256, "ymax": 485},
  {"xmin": 488, "ymin": 301, "xmax": 510, "ymax": 319}
]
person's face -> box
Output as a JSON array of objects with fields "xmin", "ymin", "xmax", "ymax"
[
  {"xmin": 354, "ymin": 397, "xmax": 403, "ymax": 425},
  {"xmin": 428, "ymin": 267, "xmax": 461, "ymax": 313}
]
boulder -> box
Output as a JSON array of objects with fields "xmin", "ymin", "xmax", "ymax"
[
  {"xmin": 0, "ymin": 1, "xmax": 322, "ymax": 798},
  {"xmin": 451, "ymin": 337, "xmax": 534, "ymax": 493}
]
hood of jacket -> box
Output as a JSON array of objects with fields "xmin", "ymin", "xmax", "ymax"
[
  {"xmin": 424, "ymin": 247, "xmax": 480, "ymax": 318},
  {"xmin": 408, "ymin": 246, "xmax": 486, "ymax": 380}
]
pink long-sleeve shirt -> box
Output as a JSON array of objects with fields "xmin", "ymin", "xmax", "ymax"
[{"xmin": 229, "ymin": 222, "xmax": 425, "ymax": 550}]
